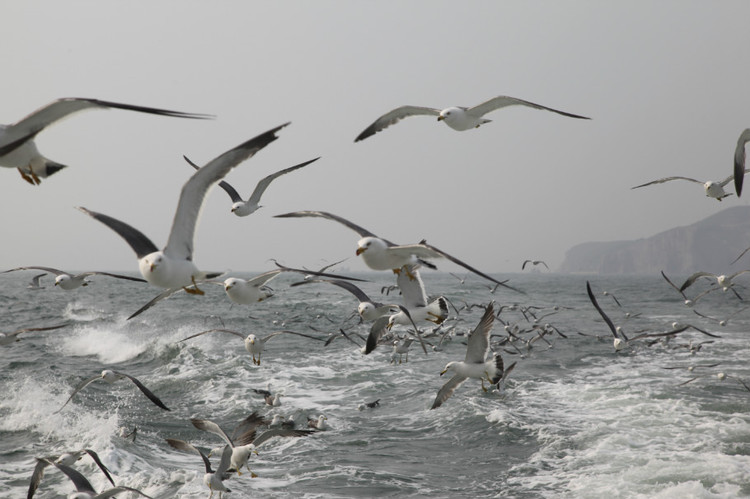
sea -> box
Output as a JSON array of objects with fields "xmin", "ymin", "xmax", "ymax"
[{"xmin": 1, "ymin": 269, "xmax": 750, "ymax": 499}]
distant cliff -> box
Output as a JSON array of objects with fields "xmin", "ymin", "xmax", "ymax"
[{"xmin": 558, "ymin": 206, "xmax": 750, "ymax": 275}]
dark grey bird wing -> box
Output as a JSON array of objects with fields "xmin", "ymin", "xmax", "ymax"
[
  {"xmin": 231, "ymin": 411, "xmax": 268, "ymax": 441},
  {"xmin": 246, "ymin": 157, "xmax": 320, "ymax": 207},
  {"xmin": 35, "ymin": 458, "xmax": 96, "ymax": 495},
  {"xmin": 293, "ymin": 279, "xmax": 376, "ymax": 304},
  {"xmin": 55, "ymin": 374, "xmax": 102, "ymax": 413},
  {"xmin": 179, "ymin": 328, "xmax": 246, "ymax": 342},
  {"xmin": 430, "ymin": 374, "xmax": 468, "ymax": 410},
  {"xmin": 261, "ymin": 330, "xmax": 326, "ymax": 343},
  {"xmin": 586, "ymin": 281, "xmax": 619, "ymax": 339},
  {"xmin": 274, "ymin": 261, "xmax": 367, "ymax": 282},
  {"xmin": 464, "ymin": 304, "xmax": 495, "ymax": 363},
  {"xmin": 112, "ymin": 371, "xmax": 170, "ymax": 410},
  {"xmin": 467, "ymin": 95, "xmax": 590, "ymax": 120},
  {"xmin": 734, "ymin": 128, "xmax": 750, "ymax": 197},
  {"xmin": 631, "ymin": 176, "xmax": 702, "ymax": 189},
  {"xmin": 183, "ymin": 154, "xmax": 244, "ymax": 203},
  {"xmin": 81, "ymin": 449, "xmax": 116, "ymax": 488},
  {"xmin": 364, "ymin": 316, "xmax": 390, "ymax": 354},
  {"xmin": 191, "ymin": 418, "xmax": 234, "ymax": 447},
  {"xmin": 165, "ymin": 438, "xmax": 213, "ymax": 473},
  {"xmin": 3, "ymin": 266, "xmax": 66, "ymax": 276},
  {"xmin": 354, "ymin": 105, "xmax": 441, "ymax": 142},
  {"xmin": 238, "ymin": 428, "xmax": 313, "ymax": 448},
  {"xmin": 273, "ymin": 210, "xmax": 396, "ymax": 245},
  {"xmin": 76, "ymin": 207, "xmax": 159, "ymax": 259},
  {"xmin": 680, "ymin": 272, "xmax": 715, "ymax": 292},
  {"xmin": 127, "ymin": 288, "xmax": 180, "ymax": 320}
]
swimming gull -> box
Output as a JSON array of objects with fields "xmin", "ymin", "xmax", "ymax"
[
  {"xmin": 0, "ymin": 323, "xmax": 67, "ymax": 346},
  {"xmin": 28, "ymin": 448, "xmax": 114, "ymax": 499},
  {"xmin": 33, "ymin": 457, "xmax": 153, "ymax": 499},
  {"xmin": 76, "ymin": 123, "xmax": 289, "ymax": 317},
  {"xmin": 734, "ymin": 128, "xmax": 750, "ymax": 196},
  {"xmin": 56, "ymin": 369, "xmax": 170, "ymax": 413},
  {"xmin": 184, "ymin": 155, "xmax": 319, "ymax": 216},
  {"xmin": 273, "ymin": 210, "xmax": 520, "ymax": 291},
  {"xmin": 430, "ymin": 304, "xmax": 505, "ymax": 409},
  {"xmin": 179, "ymin": 328, "xmax": 324, "ymax": 365},
  {"xmin": 307, "ymin": 415, "xmax": 328, "ymax": 430},
  {"xmin": 3, "ymin": 266, "xmax": 145, "ymax": 290},
  {"xmin": 190, "ymin": 416, "xmax": 312, "ymax": 477},
  {"xmin": 631, "ymin": 172, "xmax": 745, "ymax": 201},
  {"xmin": 166, "ymin": 438, "xmax": 233, "ymax": 498},
  {"xmin": 0, "ymin": 97, "xmax": 211, "ymax": 185},
  {"xmin": 357, "ymin": 399, "xmax": 381, "ymax": 411},
  {"xmin": 354, "ymin": 94, "xmax": 590, "ymax": 142}
]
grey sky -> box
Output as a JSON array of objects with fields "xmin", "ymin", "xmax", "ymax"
[{"xmin": 2, "ymin": 1, "xmax": 749, "ymax": 274}]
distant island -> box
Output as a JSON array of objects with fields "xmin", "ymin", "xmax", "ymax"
[{"xmin": 558, "ymin": 205, "xmax": 750, "ymax": 275}]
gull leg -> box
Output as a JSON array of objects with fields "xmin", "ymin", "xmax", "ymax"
[
  {"xmin": 481, "ymin": 377, "xmax": 488, "ymax": 393},
  {"xmin": 183, "ymin": 277, "xmax": 205, "ymax": 295},
  {"xmin": 18, "ymin": 167, "xmax": 39, "ymax": 185}
]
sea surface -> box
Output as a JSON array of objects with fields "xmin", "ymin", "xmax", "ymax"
[{"xmin": 2, "ymin": 270, "xmax": 750, "ymax": 498}]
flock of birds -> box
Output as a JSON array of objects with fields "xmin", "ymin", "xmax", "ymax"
[{"xmin": 3, "ymin": 94, "xmax": 750, "ymax": 498}]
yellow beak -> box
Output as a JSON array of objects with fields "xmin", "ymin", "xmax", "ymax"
[
  {"xmin": 356, "ymin": 247, "xmax": 365, "ymax": 256},
  {"xmin": 437, "ymin": 116, "xmax": 445, "ymax": 121}
]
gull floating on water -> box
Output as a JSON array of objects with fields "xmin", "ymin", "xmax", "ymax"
[
  {"xmin": 0, "ymin": 323, "xmax": 67, "ymax": 346},
  {"xmin": 431, "ymin": 304, "xmax": 505, "ymax": 409},
  {"xmin": 354, "ymin": 94, "xmax": 590, "ymax": 142},
  {"xmin": 179, "ymin": 328, "xmax": 324, "ymax": 366},
  {"xmin": 307, "ymin": 415, "xmax": 328, "ymax": 430},
  {"xmin": 28, "ymin": 448, "xmax": 114, "ymax": 499},
  {"xmin": 166, "ymin": 438, "xmax": 233, "ymax": 499},
  {"xmin": 33, "ymin": 457, "xmax": 153, "ymax": 499},
  {"xmin": 56, "ymin": 369, "xmax": 170, "ymax": 413},
  {"xmin": 274, "ymin": 210, "xmax": 520, "ymax": 292},
  {"xmin": 76, "ymin": 123, "xmax": 289, "ymax": 318},
  {"xmin": 185, "ymin": 155, "xmax": 319, "ymax": 216},
  {"xmin": 0, "ymin": 97, "xmax": 210, "ymax": 185},
  {"xmin": 3, "ymin": 266, "xmax": 145, "ymax": 290}
]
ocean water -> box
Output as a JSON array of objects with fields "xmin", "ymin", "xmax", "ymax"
[{"xmin": 2, "ymin": 270, "xmax": 750, "ymax": 498}]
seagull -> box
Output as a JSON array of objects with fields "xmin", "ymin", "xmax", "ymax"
[
  {"xmin": 32, "ymin": 457, "xmax": 153, "ymax": 499},
  {"xmin": 2, "ymin": 266, "xmax": 145, "ymax": 290},
  {"xmin": 586, "ymin": 281, "xmax": 628, "ymax": 351},
  {"xmin": 292, "ymin": 278, "xmax": 399, "ymax": 322},
  {"xmin": 220, "ymin": 270, "xmax": 283, "ymax": 305},
  {"xmin": 184, "ymin": 155, "xmax": 319, "ymax": 216},
  {"xmin": 386, "ymin": 265, "xmax": 448, "ymax": 330},
  {"xmin": 56, "ymin": 369, "xmax": 170, "ymax": 413},
  {"xmin": 693, "ymin": 305, "xmax": 750, "ymax": 327},
  {"xmin": 0, "ymin": 323, "xmax": 67, "ymax": 346},
  {"xmin": 680, "ymin": 270, "xmax": 750, "ymax": 294},
  {"xmin": 190, "ymin": 416, "xmax": 312, "ymax": 477},
  {"xmin": 521, "ymin": 260, "xmax": 549, "ymax": 271},
  {"xmin": 179, "ymin": 328, "xmax": 324, "ymax": 365},
  {"xmin": 166, "ymin": 439, "xmax": 233, "ymax": 499},
  {"xmin": 354, "ymin": 94, "xmax": 590, "ymax": 142},
  {"xmin": 76, "ymin": 123, "xmax": 289, "ymax": 316},
  {"xmin": 273, "ymin": 210, "xmax": 520, "ymax": 291},
  {"xmin": 357, "ymin": 399, "xmax": 381, "ymax": 411},
  {"xmin": 390, "ymin": 337, "xmax": 414, "ymax": 364},
  {"xmin": 253, "ymin": 387, "xmax": 283, "ymax": 406},
  {"xmin": 28, "ymin": 448, "xmax": 114, "ymax": 499},
  {"xmin": 734, "ymin": 128, "xmax": 750, "ymax": 196},
  {"xmin": 26, "ymin": 273, "xmax": 46, "ymax": 290},
  {"xmin": 430, "ymin": 304, "xmax": 505, "ymax": 409},
  {"xmin": 631, "ymin": 171, "xmax": 745, "ymax": 201},
  {"xmin": 0, "ymin": 97, "xmax": 211, "ymax": 185},
  {"xmin": 307, "ymin": 415, "xmax": 328, "ymax": 430}
]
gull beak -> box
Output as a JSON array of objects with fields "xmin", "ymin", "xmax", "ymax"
[
  {"xmin": 437, "ymin": 115, "xmax": 445, "ymax": 121},
  {"xmin": 440, "ymin": 369, "xmax": 448, "ymax": 376},
  {"xmin": 149, "ymin": 263, "xmax": 155, "ymax": 272},
  {"xmin": 356, "ymin": 247, "xmax": 366, "ymax": 256}
]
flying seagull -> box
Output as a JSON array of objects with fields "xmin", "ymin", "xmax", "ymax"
[
  {"xmin": 56, "ymin": 369, "xmax": 170, "ymax": 413},
  {"xmin": 32, "ymin": 457, "xmax": 153, "ymax": 499},
  {"xmin": 28, "ymin": 448, "xmax": 114, "ymax": 499},
  {"xmin": 184, "ymin": 155, "xmax": 319, "ymax": 216},
  {"xmin": 166, "ymin": 439, "xmax": 233, "ymax": 499},
  {"xmin": 0, "ymin": 323, "xmax": 67, "ymax": 346},
  {"xmin": 291, "ymin": 278, "xmax": 399, "ymax": 322},
  {"xmin": 179, "ymin": 328, "xmax": 324, "ymax": 365},
  {"xmin": 76, "ymin": 123, "xmax": 289, "ymax": 315},
  {"xmin": 631, "ymin": 171, "xmax": 746, "ymax": 201},
  {"xmin": 0, "ymin": 97, "xmax": 211, "ymax": 185},
  {"xmin": 2, "ymin": 266, "xmax": 145, "ymax": 290},
  {"xmin": 354, "ymin": 94, "xmax": 590, "ymax": 142},
  {"xmin": 26, "ymin": 273, "xmax": 46, "ymax": 290},
  {"xmin": 521, "ymin": 260, "xmax": 549, "ymax": 270},
  {"xmin": 431, "ymin": 303, "xmax": 505, "ymax": 409},
  {"xmin": 273, "ymin": 210, "xmax": 521, "ymax": 292}
]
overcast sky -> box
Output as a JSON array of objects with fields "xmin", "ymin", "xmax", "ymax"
[{"xmin": 2, "ymin": 1, "xmax": 750, "ymax": 275}]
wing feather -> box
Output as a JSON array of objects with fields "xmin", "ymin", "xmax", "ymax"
[
  {"xmin": 467, "ymin": 95, "xmax": 590, "ymax": 120},
  {"xmin": 354, "ymin": 105, "xmax": 441, "ymax": 142},
  {"xmin": 430, "ymin": 374, "xmax": 467, "ymax": 410}
]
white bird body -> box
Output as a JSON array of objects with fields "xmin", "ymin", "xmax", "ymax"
[
  {"xmin": 387, "ymin": 266, "xmax": 448, "ymax": 328},
  {"xmin": 632, "ymin": 173, "xmax": 743, "ymax": 201},
  {"xmin": 222, "ymin": 270, "xmax": 281, "ymax": 304}
]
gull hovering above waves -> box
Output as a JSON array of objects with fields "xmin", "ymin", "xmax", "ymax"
[
  {"xmin": 0, "ymin": 97, "xmax": 211, "ymax": 185},
  {"xmin": 27, "ymin": 273, "xmax": 46, "ymax": 290},
  {"xmin": 632, "ymin": 171, "xmax": 746, "ymax": 201},
  {"xmin": 3, "ymin": 266, "xmax": 145, "ymax": 290},
  {"xmin": 190, "ymin": 416, "xmax": 312, "ymax": 477},
  {"xmin": 291, "ymin": 278, "xmax": 399, "ymax": 322},
  {"xmin": 56, "ymin": 369, "xmax": 170, "ymax": 413},
  {"xmin": 431, "ymin": 304, "xmax": 505, "ymax": 409},
  {"xmin": 274, "ymin": 210, "xmax": 521, "ymax": 292},
  {"xmin": 76, "ymin": 123, "xmax": 289, "ymax": 316},
  {"xmin": 28, "ymin": 448, "xmax": 114, "ymax": 499},
  {"xmin": 680, "ymin": 270, "xmax": 750, "ymax": 296},
  {"xmin": 387, "ymin": 265, "xmax": 448, "ymax": 330},
  {"xmin": 34, "ymin": 457, "xmax": 153, "ymax": 499},
  {"xmin": 734, "ymin": 128, "xmax": 750, "ymax": 196},
  {"xmin": 179, "ymin": 328, "xmax": 324, "ymax": 365},
  {"xmin": 354, "ymin": 95, "xmax": 590, "ymax": 142},
  {"xmin": 521, "ymin": 260, "xmax": 549, "ymax": 271},
  {"xmin": 166, "ymin": 439, "xmax": 233, "ymax": 498},
  {"xmin": 0, "ymin": 323, "xmax": 67, "ymax": 346},
  {"xmin": 184, "ymin": 155, "xmax": 319, "ymax": 216}
]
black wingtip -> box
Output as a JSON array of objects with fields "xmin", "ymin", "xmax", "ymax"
[{"xmin": 735, "ymin": 158, "xmax": 744, "ymax": 198}]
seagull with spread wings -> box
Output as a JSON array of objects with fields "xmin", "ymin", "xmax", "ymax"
[
  {"xmin": 0, "ymin": 97, "xmax": 211, "ymax": 184},
  {"xmin": 56, "ymin": 369, "xmax": 170, "ymax": 413},
  {"xmin": 632, "ymin": 171, "xmax": 746, "ymax": 201},
  {"xmin": 3, "ymin": 266, "xmax": 145, "ymax": 290},
  {"xmin": 76, "ymin": 123, "xmax": 288, "ymax": 317},
  {"xmin": 354, "ymin": 94, "xmax": 590, "ymax": 142}
]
